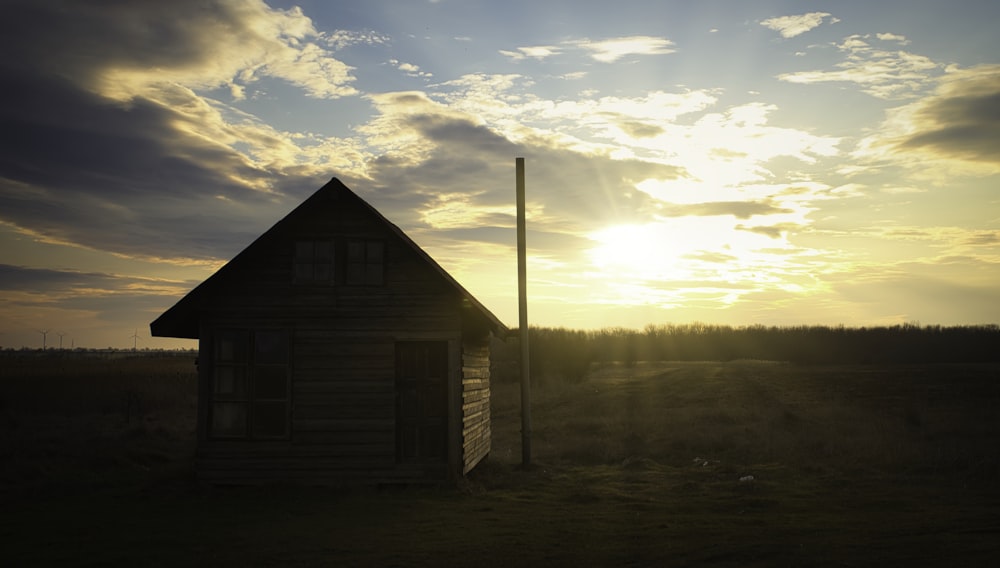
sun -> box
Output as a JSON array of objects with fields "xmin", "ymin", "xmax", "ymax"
[
  {"xmin": 586, "ymin": 218, "xmax": 794, "ymax": 291},
  {"xmin": 588, "ymin": 222, "xmax": 687, "ymax": 281}
]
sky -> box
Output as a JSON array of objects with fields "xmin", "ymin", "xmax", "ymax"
[{"xmin": 1, "ymin": 0, "xmax": 998, "ymax": 349}]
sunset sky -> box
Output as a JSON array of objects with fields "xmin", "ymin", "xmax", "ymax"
[{"xmin": 1, "ymin": 0, "xmax": 998, "ymax": 349}]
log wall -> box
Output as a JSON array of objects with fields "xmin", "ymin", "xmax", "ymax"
[{"xmin": 461, "ymin": 336, "xmax": 491, "ymax": 474}]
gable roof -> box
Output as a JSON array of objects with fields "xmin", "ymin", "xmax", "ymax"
[{"xmin": 150, "ymin": 177, "xmax": 508, "ymax": 339}]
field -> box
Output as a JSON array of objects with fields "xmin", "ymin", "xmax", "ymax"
[{"xmin": 2, "ymin": 355, "xmax": 999, "ymax": 566}]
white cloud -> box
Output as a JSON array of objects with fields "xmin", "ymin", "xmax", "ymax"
[
  {"xmin": 390, "ymin": 59, "xmax": 433, "ymax": 78},
  {"xmin": 500, "ymin": 45, "xmax": 561, "ymax": 61},
  {"xmin": 573, "ymin": 36, "xmax": 676, "ymax": 63},
  {"xmin": 778, "ymin": 34, "xmax": 942, "ymax": 99},
  {"xmin": 876, "ymin": 32, "xmax": 910, "ymax": 45},
  {"xmin": 323, "ymin": 29, "xmax": 390, "ymax": 50},
  {"xmin": 761, "ymin": 12, "xmax": 837, "ymax": 38},
  {"xmin": 79, "ymin": 0, "xmax": 360, "ymax": 101},
  {"xmin": 502, "ymin": 36, "xmax": 674, "ymax": 64}
]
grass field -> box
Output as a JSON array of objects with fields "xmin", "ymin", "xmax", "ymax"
[{"xmin": 2, "ymin": 356, "xmax": 999, "ymax": 566}]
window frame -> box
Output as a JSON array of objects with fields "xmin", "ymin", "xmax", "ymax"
[
  {"xmin": 293, "ymin": 240, "xmax": 335, "ymax": 284},
  {"xmin": 346, "ymin": 239, "xmax": 385, "ymax": 286},
  {"xmin": 208, "ymin": 329, "xmax": 291, "ymax": 440}
]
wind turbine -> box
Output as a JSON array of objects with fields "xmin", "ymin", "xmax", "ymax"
[
  {"xmin": 57, "ymin": 332, "xmax": 67, "ymax": 350},
  {"xmin": 130, "ymin": 329, "xmax": 140, "ymax": 351},
  {"xmin": 38, "ymin": 329, "xmax": 49, "ymax": 350}
]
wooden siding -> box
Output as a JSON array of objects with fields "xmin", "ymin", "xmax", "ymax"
[
  {"xmin": 461, "ymin": 336, "xmax": 491, "ymax": 474},
  {"xmin": 161, "ymin": 181, "xmax": 502, "ymax": 484},
  {"xmin": 191, "ymin": 212, "xmax": 468, "ymax": 483},
  {"xmin": 197, "ymin": 328, "xmax": 463, "ymax": 483}
]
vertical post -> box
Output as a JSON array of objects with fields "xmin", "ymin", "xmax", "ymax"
[{"xmin": 516, "ymin": 157, "xmax": 532, "ymax": 466}]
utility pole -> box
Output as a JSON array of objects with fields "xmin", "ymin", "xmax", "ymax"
[{"xmin": 516, "ymin": 157, "xmax": 532, "ymax": 466}]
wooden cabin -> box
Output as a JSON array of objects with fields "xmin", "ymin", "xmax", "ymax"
[{"xmin": 151, "ymin": 178, "xmax": 507, "ymax": 484}]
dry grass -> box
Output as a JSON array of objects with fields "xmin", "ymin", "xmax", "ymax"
[
  {"xmin": 2, "ymin": 357, "xmax": 999, "ymax": 566},
  {"xmin": 492, "ymin": 361, "xmax": 1000, "ymax": 481},
  {"xmin": 0, "ymin": 355, "xmax": 198, "ymax": 493}
]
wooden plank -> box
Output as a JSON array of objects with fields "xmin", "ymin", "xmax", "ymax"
[
  {"xmin": 461, "ymin": 368, "xmax": 491, "ymax": 380},
  {"xmin": 293, "ymin": 418, "xmax": 394, "ymax": 432}
]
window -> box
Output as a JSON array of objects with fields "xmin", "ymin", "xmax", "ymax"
[
  {"xmin": 294, "ymin": 240, "xmax": 334, "ymax": 283},
  {"xmin": 210, "ymin": 329, "xmax": 290, "ymax": 439},
  {"xmin": 294, "ymin": 239, "xmax": 384, "ymax": 285},
  {"xmin": 346, "ymin": 240, "xmax": 384, "ymax": 286}
]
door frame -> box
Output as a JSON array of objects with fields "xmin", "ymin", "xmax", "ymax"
[{"xmin": 392, "ymin": 337, "xmax": 461, "ymax": 478}]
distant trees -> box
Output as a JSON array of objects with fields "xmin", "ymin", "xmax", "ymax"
[{"xmin": 494, "ymin": 323, "xmax": 1000, "ymax": 382}]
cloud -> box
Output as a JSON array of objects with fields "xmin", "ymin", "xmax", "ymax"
[
  {"xmin": 0, "ymin": 70, "xmax": 339, "ymax": 263},
  {"xmin": 0, "ymin": 264, "xmax": 190, "ymax": 296},
  {"xmin": 391, "ymin": 59, "xmax": 433, "ymax": 78},
  {"xmin": 324, "ymin": 29, "xmax": 391, "ymax": 50},
  {"xmin": 573, "ymin": 36, "xmax": 676, "ymax": 63},
  {"xmin": 404, "ymin": 74, "xmax": 841, "ymax": 279},
  {"xmin": 894, "ymin": 67, "xmax": 1000, "ymax": 163},
  {"xmin": 661, "ymin": 201, "xmax": 793, "ymax": 220},
  {"xmin": 856, "ymin": 65, "xmax": 1000, "ymax": 173},
  {"xmin": 502, "ymin": 36, "xmax": 674, "ymax": 64},
  {"xmin": 965, "ymin": 232, "xmax": 1000, "ymax": 246},
  {"xmin": 778, "ymin": 34, "xmax": 941, "ymax": 99},
  {"xmin": 829, "ymin": 259, "xmax": 1000, "ymax": 325},
  {"xmin": 876, "ymin": 32, "xmax": 910, "ymax": 45},
  {"xmin": 0, "ymin": 0, "xmax": 358, "ymax": 102},
  {"xmin": 737, "ymin": 223, "xmax": 796, "ymax": 239},
  {"xmin": 0, "ymin": 0, "xmax": 374, "ymax": 266},
  {"xmin": 761, "ymin": 12, "xmax": 837, "ymax": 38},
  {"xmin": 0, "ymin": 263, "xmax": 195, "ymax": 334},
  {"xmin": 361, "ymin": 90, "xmax": 683, "ymax": 235},
  {"xmin": 500, "ymin": 45, "xmax": 561, "ymax": 61}
]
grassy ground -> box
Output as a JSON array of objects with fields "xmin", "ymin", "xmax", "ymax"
[{"xmin": 2, "ymin": 358, "xmax": 998, "ymax": 566}]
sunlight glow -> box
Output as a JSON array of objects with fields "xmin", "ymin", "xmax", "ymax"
[{"xmin": 585, "ymin": 216, "xmax": 829, "ymax": 310}]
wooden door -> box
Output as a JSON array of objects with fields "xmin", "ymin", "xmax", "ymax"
[{"xmin": 395, "ymin": 341, "xmax": 448, "ymax": 463}]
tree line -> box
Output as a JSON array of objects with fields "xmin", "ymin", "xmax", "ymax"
[{"xmin": 493, "ymin": 323, "xmax": 1000, "ymax": 382}]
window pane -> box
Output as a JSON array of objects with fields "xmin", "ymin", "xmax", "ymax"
[
  {"xmin": 253, "ymin": 402, "xmax": 288, "ymax": 437},
  {"xmin": 347, "ymin": 263, "xmax": 364, "ymax": 285},
  {"xmin": 313, "ymin": 262, "xmax": 333, "ymax": 281},
  {"xmin": 365, "ymin": 263, "xmax": 383, "ymax": 286},
  {"xmin": 216, "ymin": 331, "xmax": 247, "ymax": 363},
  {"xmin": 254, "ymin": 366, "xmax": 288, "ymax": 399},
  {"xmin": 214, "ymin": 366, "xmax": 247, "ymax": 398},
  {"xmin": 254, "ymin": 330, "xmax": 288, "ymax": 364},
  {"xmin": 295, "ymin": 241, "xmax": 314, "ymax": 260},
  {"xmin": 294, "ymin": 261, "xmax": 313, "ymax": 280},
  {"xmin": 315, "ymin": 241, "xmax": 334, "ymax": 261},
  {"xmin": 211, "ymin": 402, "xmax": 247, "ymax": 437},
  {"xmin": 367, "ymin": 241, "xmax": 384, "ymax": 262},
  {"xmin": 348, "ymin": 240, "xmax": 365, "ymax": 261}
]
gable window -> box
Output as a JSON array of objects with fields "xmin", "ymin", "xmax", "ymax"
[
  {"xmin": 294, "ymin": 240, "xmax": 334, "ymax": 283},
  {"xmin": 210, "ymin": 329, "xmax": 290, "ymax": 439},
  {"xmin": 346, "ymin": 240, "xmax": 384, "ymax": 286}
]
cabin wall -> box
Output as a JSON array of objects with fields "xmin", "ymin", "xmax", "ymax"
[
  {"xmin": 189, "ymin": 197, "xmax": 471, "ymax": 483},
  {"xmin": 461, "ymin": 333, "xmax": 492, "ymax": 474},
  {"xmin": 173, "ymin": 188, "xmax": 503, "ymax": 484},
  {"xmin": 196, "ymin": 326, "xmax": 464, "ymax": 484}
]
